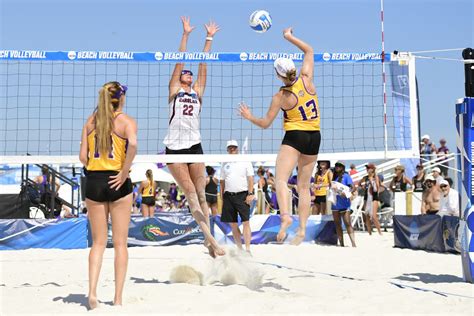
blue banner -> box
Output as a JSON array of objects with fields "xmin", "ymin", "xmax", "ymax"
[
  {"xmin": 0, "ymin": 217, "xmax": 88, "ymax": 250},
  {"xmin": 212, "ymin": 214, "xmax": 336, "ymax": 245},
  {"xmin": 442, "ymin": 215, "xmax": 461, "ymax": 253},
  {"xmin": 113, "ymin": 212, "xmax": 204, "ymax": 247},
  {"xmin": 0, "ymin": 50, "xmax": 388, "ymax": 63},
  {"xmin": 390, "ymin": 60, "xmax": 417, "ymax": 174},
  {"xmin": 393, "ymin": 215, "xmax": 445, "ymax": 252}
]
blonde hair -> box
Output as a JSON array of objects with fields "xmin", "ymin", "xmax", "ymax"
[
  {"xmin": 94, "ymin": 82, "xmax": 122, "ymax": 155},
  {"xmin": 285, "ymin": 69, "xmax": 297, "ymax": 82},
  {"xmin": 146, "ymin": 169, "xmax": 153, "ymax": 184}
]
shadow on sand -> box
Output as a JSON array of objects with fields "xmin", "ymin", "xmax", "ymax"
[{"xmin": 394, "ymin": 272, "xmax": 464, "ymax": 284}]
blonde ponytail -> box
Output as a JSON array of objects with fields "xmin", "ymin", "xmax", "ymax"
[
  {"xmin": 287, "ymin": 69, "xmax": 297, "ymax": 82},
  {"xmin": 94, "ymin": 82, "xmax": 121, "ymax": 156},
  {"xmin": 146, "ymin": 169, "xmax": 153, "ymax": 185}
]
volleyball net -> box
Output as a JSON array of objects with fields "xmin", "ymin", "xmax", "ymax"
[{"xmin": 0, "ymin": 50, "xmax": 419, "ymax": 164}]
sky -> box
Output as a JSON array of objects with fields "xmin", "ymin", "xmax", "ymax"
[{"xmin": 0, "ymin": 0, "xmax": 473, "ymax": 159}]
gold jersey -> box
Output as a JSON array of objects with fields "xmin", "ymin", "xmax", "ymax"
[
  {"xmin": 314, "ymin": 171, "xmax": 330, "ymax": 196},
  {"xmin": 142, "ymin": 180, "xmax": 154, "ymax": 197},
  {"xmin": 86, "ymin": 113, "xmax": 128, "ymax": 171},
  {"xmin": 281, "ymin": 77, "xmax": 320, "ymax": 131}
]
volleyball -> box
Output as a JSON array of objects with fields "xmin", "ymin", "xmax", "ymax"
[{"xmin": 249, "ymin": 10, "xmax": 272, "ymax": 33}]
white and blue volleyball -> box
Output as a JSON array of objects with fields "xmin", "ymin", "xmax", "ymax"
[{"xmin": 249, "ymin": 10, "xmax": 272, "ymax": 33}]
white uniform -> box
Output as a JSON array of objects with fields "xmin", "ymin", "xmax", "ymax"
[{"xmin": 163, "ymin": 88, "xmax": 202, "ymax": 150}]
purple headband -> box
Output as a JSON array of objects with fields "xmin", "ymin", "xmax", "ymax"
[
  {"xmin": 112, "ymin": 84, "xmax": 127, "ymax": 99},
  {"xmin": 181, "ymin": 70, "xmax": 193, "ymax": 76}
]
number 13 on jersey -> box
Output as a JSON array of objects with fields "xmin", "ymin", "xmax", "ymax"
[{"xmin": 298, "ymin": 99, "xmax": 318, "ymax": 121}]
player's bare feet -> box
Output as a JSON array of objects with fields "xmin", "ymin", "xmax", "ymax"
[
  {"xmin": 205, "ymin": 241, "xmax": 225, "ymax": 258},
  {"xmin": 290, "ymin": 228, "xmax": 305, "ymax": 246},
  {"xmin": 277, "ymin": 213, "xmax": 293, "ymax": 243},
  {"xmin": 88, "ymin": 295, "xmax": 98, "ymax": 310}
]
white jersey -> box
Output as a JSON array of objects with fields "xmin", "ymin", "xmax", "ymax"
[{"xmin": 163, "ymin": 88, "xmax": 202, "ymax": 150}]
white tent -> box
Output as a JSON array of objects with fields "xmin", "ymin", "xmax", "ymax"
[{"xmin": 129, "ymin": 163, "xmax": 174, "ymax": 183}]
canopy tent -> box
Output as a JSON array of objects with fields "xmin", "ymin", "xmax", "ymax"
[{"xmin": 129, "ymin": 163, "xmax": 174, "ymax": 183}]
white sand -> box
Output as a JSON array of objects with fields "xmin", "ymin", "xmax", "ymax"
[{"xmin": 0, "ymin": 232, "xmax": 472, "ymax": 315}]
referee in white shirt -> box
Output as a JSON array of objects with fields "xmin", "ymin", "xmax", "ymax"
[{"xmin": 220, "ymin": 140, "xmax": 255, "ymax": 252}]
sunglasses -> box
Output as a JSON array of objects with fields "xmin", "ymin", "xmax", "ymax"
[{"xmin": 227, "ymin": 146, "xmax": 238, "ymax": 150}]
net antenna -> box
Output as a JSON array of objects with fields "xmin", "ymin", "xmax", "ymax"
[{"xmin": 0, "ymin": 50, "xmax": 420, "ymax": 165}]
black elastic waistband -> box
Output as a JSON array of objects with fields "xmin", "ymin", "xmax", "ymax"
[{"xmin": 225, "ymin": 191, "xmax": 247, "ymax": 196}]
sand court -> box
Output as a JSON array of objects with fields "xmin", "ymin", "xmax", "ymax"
[{"xmin": 1, "ymin": 232, "xmax": 472, "ymax": 315}]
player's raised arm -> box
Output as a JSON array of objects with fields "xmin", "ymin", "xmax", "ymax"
[
  {"xmin": 169, "ymin": 17, "xmax": 195, "ymax": 102},
  {"xmin": 283, "ymin": 27, "xmax": 314, "ymax": 81},
  {"xmin": 193, "ymin": 20, "xmax": 220, "ymax": 98},
  {"xmin": 239, "ymin": 93, "xmax": 282, "ymax": 129}
]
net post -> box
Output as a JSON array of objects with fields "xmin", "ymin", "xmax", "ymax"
[
  {"xmin": 457, "ymin": 49, "xmax": 474, "ymax": 283},
  {"xmin": 457, "ymin": 97, "xmax": 474, "ymax": 283},
  {"xmin": 408, "ymin": 53, "xmax": 420, "ymax": 157}
]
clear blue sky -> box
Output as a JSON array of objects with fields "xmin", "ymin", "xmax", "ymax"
[{"xmin": 1, "ymin": 0, "xmax": 473, "ymax": 156}]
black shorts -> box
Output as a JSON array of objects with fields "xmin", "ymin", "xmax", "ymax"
[
  {"xmin": 142, "ymin": 196, "xmax": 156, "ymax": 206},
  {"xmin": 426, "ymin": 210, "xmax": 439, "ymax": 215},
  {"xmin": 85, "ymin": 171, "xmax": 133, "ymax": 202},
  {"xmin": 314, "ymin": 195, "xmax": 326, "ymax": 203},
  {"xmin": 282, "ymin": 130, "xmax": 321, "ymax": 155},
  {"xmin": 221, "ymin": 191, "xmax": 250, "ymax": 223},
  {"xmin": 166, "ymin": 143, "xmax": 203, "ymax": 164},
  {"xmin": 206, "ymin": 193, "xmax": 217, "ymax": 204}
]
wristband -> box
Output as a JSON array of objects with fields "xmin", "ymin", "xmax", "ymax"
[{"xmin": 206, "ymin": 36, "xmax": 213, "ymax": 41}]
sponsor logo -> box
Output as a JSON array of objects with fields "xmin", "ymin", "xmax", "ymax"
[
  {"xmin": 298, "ymin": 90, "xmax": 305, "ymax": 97},
  {"xmin": 240, "ymin": 52, "xmax": 248, "ymax": 61},
  {"xmin": 397, "ymin": 75, "xmax": 408, "ymax": 89},
  {"xmin": 142, "ymin": 224, "xmax": 169, "ymax": 241},
  {"xmin": 322, "ymin": 53, "xmax": 331, "ymax": 61},
  {"xmin": 409, "ymin": 233, "xmax": 419, "ymax": 241},
  {"xmin": 67, "ymin": 51, "xmax": 77, "ymax": 60},
  {"xmin": 172, "ymin": 227, "xmax": 200, "ymax": 235},
  {"xmin": 472, "ymin": 142, "xmax": 474, "ymax": 197},
  {"xmin": 154, "ymin": 52, "xmax": 163, "ymax": 60}
]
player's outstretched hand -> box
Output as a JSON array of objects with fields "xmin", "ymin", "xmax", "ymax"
[
  {"xmin": 238, "ymin": 102, "xmax": 252, "ymax": 120},
  {"xmin": 283, "ymin": 27, "xmax": 293, "ymax": 39},
  {"xmin": 181, "ymin": 16, "xmax": 195, "ymax": 35},
  {"xmin": 205, "ymin": 20, "xmax": 220, "ymax": 37}
]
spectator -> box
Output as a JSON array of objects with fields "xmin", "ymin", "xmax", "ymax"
[
  {"xmin": 389, "ymin": 165, "xmax": 412, "ymax": 192},
  {"xmin": 359, "ymin": 163, "xmax": 382, "ymax": 235},
  {"xmin": 420, "ymin": 134, "xmax": 437, "ymax": 161},
  {"xmin": 412, "ymin": 163, "xmax": 426, "ymax": 193},
  {"xmin": 168, "ymin": 183, "xmax": 178, "ymax": 207},
  {"xmin": 288, "ymin": 169, "xmax": 314, "ymax": 214},
  {"xmin": 137, "ymin": 169, "xmax": 156, "ymax": 218},
  {"xmin": 312, "ymin": 160, "xmax": 332, "ymax": 215},
  {"xmin": 205, "ymin": 166, "xmax": 218, "ymax": 216},
  {"xmin": 331, "ymin": 161, "xmax": 356, "ymax": 247},
  {"xmin": 444, "ymin": 176, "xmax": 454, "ymax": 188},
  {"xmin": 439, "ymin": 179, "xmax": 459, "ymax": 216},
  {"xmin": 266, "ymin": 171, "xmax": 279, "ymax": 211},
  {"xmin": 257, "ymin": 166, "xmax": 271, "ymax": 214},
  {"xmin": 431, "ymin": 167, "xmax": 444, "ymax": 186},
  {"xmin": 220, "ymin": 140, "xmax": 255, "ymax": 253},
  {"xmin": 34, "ymin": 165, "xmax": 62, "ymax": 216},
  {"xmin": 437, "ymin": 138, "xmax": 450, "ymax": 177},
  {"xmin": 349, "ymin": 163, "xmax": 358, "ymax": 176},
  {"xmin": 421, "ymin": 175, "xmax": 440, "ymax": 215}
]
